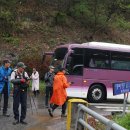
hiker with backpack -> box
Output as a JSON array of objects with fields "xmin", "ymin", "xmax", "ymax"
[{"xmin": 11, "ymin": 62, "xmax": 29, "ymax": 125}]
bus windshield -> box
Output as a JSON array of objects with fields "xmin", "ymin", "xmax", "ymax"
[{"xmin": 51, "ymin": 47, "xmax": 68, "ymax": 68}]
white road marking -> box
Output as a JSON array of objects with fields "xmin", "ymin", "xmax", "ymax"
[{"xmin": 89, "ymin": 103, "xmax": 130, "ymax": 113}]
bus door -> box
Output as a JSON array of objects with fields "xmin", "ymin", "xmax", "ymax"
[{"xmin": 66, "ymin": 52, "xmax": 84, "ymax": 98}]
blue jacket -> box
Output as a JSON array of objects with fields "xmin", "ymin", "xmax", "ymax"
[{"xmin": 0, "ymin": 66, "xmax": 12, "ymax": 96}]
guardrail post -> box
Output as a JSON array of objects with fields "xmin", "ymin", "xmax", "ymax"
[
  {"xmin": 122, "ymin": 93, "xmax": 128, "ymax": 117},
  {"xmin": 76, "ymin": 108, "xmax": 86, "ymax": 130},
  {"xmin": 75, "ymin": 107, "xmax": 80, "ymax": 130},
  {"xmin": 66, "ymin": 99, "xmax": 88, "ymax": 130}
]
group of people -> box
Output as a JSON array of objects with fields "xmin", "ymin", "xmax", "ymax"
[
  {"xmin": 0, "ymin": 60, "xmax": 40, "ymax": 125},
  {"xmin": 44, "ymin": 66, "xmax": 70, "ymax": 117},
  {"xmin": 0, "ymin": 59, "xmax": 70, "ymax": 125}
]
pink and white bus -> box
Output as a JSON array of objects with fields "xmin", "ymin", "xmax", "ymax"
[{"xmin": 44, "ymin": 42, "xmax": 130, "ymax": 102}]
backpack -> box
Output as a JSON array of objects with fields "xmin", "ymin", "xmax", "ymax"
[{"xmin": 14, "ymin": 70, "xmax": 29, "ymax": 90}]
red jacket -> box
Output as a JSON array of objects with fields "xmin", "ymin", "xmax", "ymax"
[{"xmin": 50, "ymin": 72, "xmax": 69, "ymax": 106}]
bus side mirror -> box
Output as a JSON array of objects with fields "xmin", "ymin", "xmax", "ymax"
[
  {"xmin": 67, "ymin": 56, "xmax": 72, "ymax": 64},
  {"xmin": 70, "ymin": 50, "xmax": 74, "ymax": 54}
]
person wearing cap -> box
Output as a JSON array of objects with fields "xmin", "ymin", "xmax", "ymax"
[
  {"xmin": 48, "ymin": 67, "xmax": 71, "ymax": 117},
  {"xmin": 30, "ymin": 68, "xmax": 39, "ymax": 97},
  {"xmin": 11, "ymin": 62, "xmax": 29, "ymax": 125},
  {"xmin": 44, "ymin": 65, "xmax": 55, "ymax": 108},
  {"xmin": 0, "ymin": 59, "xmax": 12, "ymax": 117}
]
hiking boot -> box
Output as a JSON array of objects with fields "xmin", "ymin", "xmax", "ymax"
[
  {"xmin": 3, "ymin": 113, "xmax": 10, "ymax": 117},
  {"xmin": 13, "ymin": 120, "xmax": 19, "ymax": 125},
  {"xmin": 61, "ymin": 114, "xmax": 67, "ymax": 117},
  {"xmin": 20, "ymin": 120, "xmax": 28, "ymax": 125},
  {"xmin": 48, "ymin": 108, "xmax": 53, "ymax": 117}
]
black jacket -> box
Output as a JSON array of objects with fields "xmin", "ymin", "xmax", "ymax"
[{"xmin": 44, "ymin": 72, "xmax": 54, "ymax": 87}]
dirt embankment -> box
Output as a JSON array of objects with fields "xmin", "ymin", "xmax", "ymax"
[{"xmin": 0, "ymin": 1, "xmax": 130, "ymax": 76}]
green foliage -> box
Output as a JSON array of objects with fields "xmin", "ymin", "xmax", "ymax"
[
  {"xmin": 114, "ymin": 114, "xmax": 130, "ymax": 129},
  {"xmin": 48, "ymin": 38, "xmax": 57, "ymax": 46},
  {"xmin": 0, "ymin": 10, "xmax": 15, "ymax": 35},
  {"xmin": 127, "ymin": 4, "xmax": 130, "ymax": 9},
  {"xmin": 0, "ymin": 0, "xmax": 130, "ymax": 42},
  {"xmin": 69, "ymin": 1, "xmax": 92, "ymax": 25},
  {"xmin": 3, "ymin": 36, "xmax": 20, "ymax": 45},
  {"xmin": 35, "ymin": 0, "xmax": 46, "ymax": 5},
  {"xmin": 55, "ymin": 12, "xmax": 67, "ymax": 25},
  {"xmin": 0, "ymin": 10, "xmax": 13, "ymax": 21},
  {"xmin": 69, "ymin": 1, "xmax": 90, "ymax": 17},
  {"xmin": 112, "ymin": 16, "xmax": 130, "ymax": 30},
  {"xmin": 0, "ymin": 0, "xmax": 17, "ymax": 36},
  {"xmin": 69, "ymin": 1, "xmax": 108, "ymax": 28},
  {"xmin": 39, "ymin": 80, "xmax": 45, "ymax": 92},
  {"xmin": 0, "ymin": 0, "xmax": 17, "ymax": 8},
  {"xmin": 68, "ymin": 0, "xmax": 130, "ymax": 30}
]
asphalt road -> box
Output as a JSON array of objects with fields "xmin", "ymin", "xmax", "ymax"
[
  {"xmin": 0, "ymin": 95, "xmax": 66, "ymax": 130},
  {"xmin": 0, "ymin": 95, "xmax": 129, "ymax": 130}
]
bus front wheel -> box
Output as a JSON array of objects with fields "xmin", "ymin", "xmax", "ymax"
[{"xmin": 88, "ymin": 84, "xmax": 105, "ymax": 103}]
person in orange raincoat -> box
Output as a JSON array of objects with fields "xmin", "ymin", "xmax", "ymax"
[{"xmin": 48, "ymin": 67, "xmax": 70, "ymax": 117}]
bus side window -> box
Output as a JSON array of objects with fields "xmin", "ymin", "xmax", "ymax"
[
  {"xmin": 72, "ymin": 65, "xmax": 83, "ymax": 75},
  {"xmin": 89, "ymin": 58, "xmax": 96, "ymax": 67},
  {"xmin": 111, "ymin": 52, "xmax": 130, "ymax": 70},
  {"xmin": 111, "ymin": 60, "xmax": 116, "ymax": 69},
  {"xmin": 66, "ymin": 54, "xmax": 83, "ymax": 75},
  {"xmin": 84, "ymin": 49, "xmax": 110, "ymax": 69}
]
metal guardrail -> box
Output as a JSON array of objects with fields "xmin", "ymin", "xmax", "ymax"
[{"xmin": 75, "ymin": 104, "xmax": 127, "ymax": 130}]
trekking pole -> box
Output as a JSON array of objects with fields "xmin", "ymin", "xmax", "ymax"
[
  {"xmin": 27, "ymin": 89, "xmax": 33, "ymax": 115},
  {"xmin": 31, "ymin": 94, "xmax": 38, "ymax": 115},
  {"xmin": 28, "ymin": 86, "xmax": 38, "ymax": 115}
]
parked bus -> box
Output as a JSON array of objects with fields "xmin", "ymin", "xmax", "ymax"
[{"xmin": 43, "ymin": 42, "xmax": 130, "ymax": 102}]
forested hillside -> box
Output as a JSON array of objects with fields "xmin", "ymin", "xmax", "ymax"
[{"xmin": 0, "ymin": 0, "xmax": 130, "ymax": 75}]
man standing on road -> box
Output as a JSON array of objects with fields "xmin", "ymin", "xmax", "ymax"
[
  {"xmin": 48, "ymin": 67, "xmax": 70, "ymax": 117},
  {"xmin": 0, "ymin": 59, "xmax": 12, "ymax": 117},
  {"xmin": 11, "ymin": 62, "xmax": 29, "ymax": 125},
  {"xmin": 44, "ymin": 66, "xmax": 55, "ymax": 108}
]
